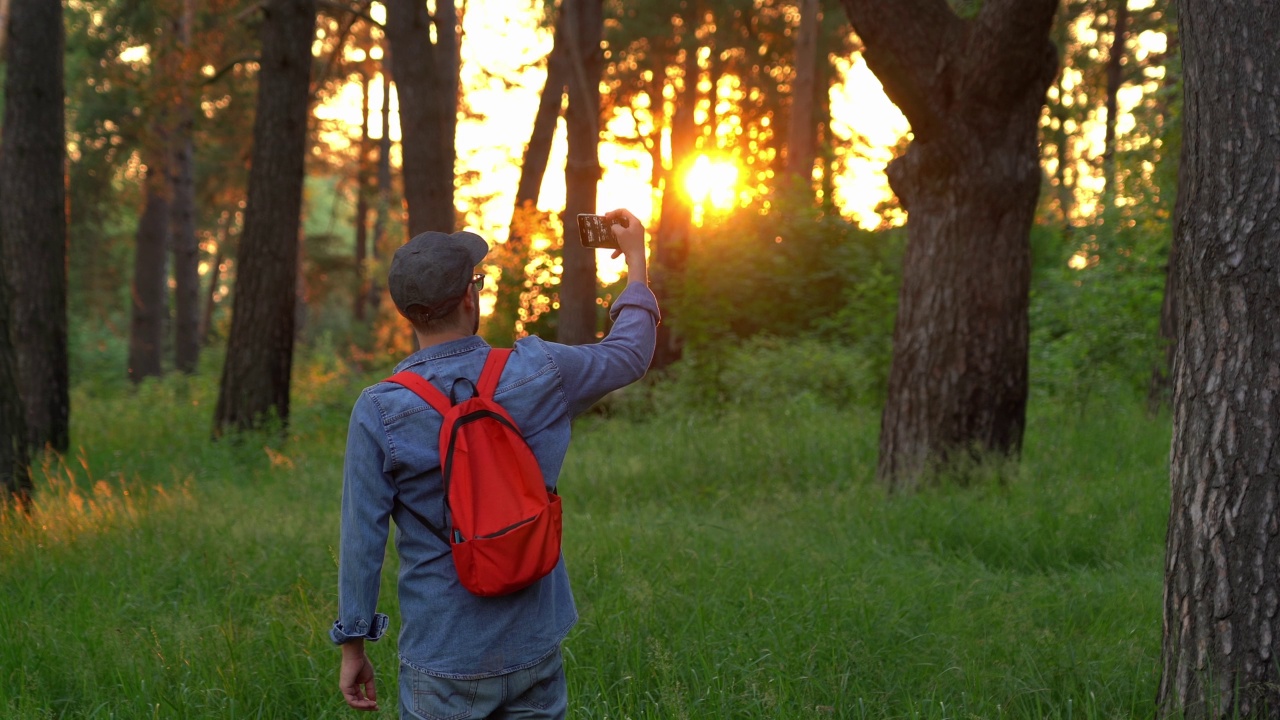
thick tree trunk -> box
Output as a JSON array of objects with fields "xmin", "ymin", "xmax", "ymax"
[
  {"xmin": 557, "ymin": 0, "xmax": 603, "ymax": 346},
  {"xmin": 128, "ymin": 169, "xmax": 170, "ymax": 383},
  {"xmin": 839, "ymin": 0, "xmax": 1058, "ymax": 489},
  {"xmin": 385, "ymin": 0, "xmax": 457, "ymax": 236},
  {"xmin": 491, "ymin": 9, "xmax": 569, "ymax": 346},
  {"xmin": 0, "ymin": 263, "xmax": 30, "ymax": 503},
  {"xmin": 649, "ymin": 44, "xmax": 700, "ymax": 368},
  {"xmin": 171, "ymin": 0, "xmax": 200, "ymax": 374},
  {"xmin": 786, "ymin": 0, "xmax": 820, "ymax": 181},
  {"xmin": 0, "ymin": 0, "xmax": 68, "ymax": 453},
  {"xmin": 1156, "ymin": 2, "xmax": 1280, "ymax": 717},
  {"xmin": 214, "ymin": 0, "xmax": 315, "ymax": 436}
]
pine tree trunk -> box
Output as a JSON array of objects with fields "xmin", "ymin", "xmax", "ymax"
[
  {"xmin": 171, "ymin": 0, "xmax": 200, "ymax": 373},
  {"xmin": 0, "ymin": 261, "xmax": 30, "ymax": 503},
  {"xmin": 354, "ymin": 67, "xmax": 370, "ymax": 322},
  {"xmin": 385, "ymin": 0, "xmax": 457, "ymax": 236},
  {"xmin": 1156, "ymin": 1, "xmax": 1280, "ymax": 716},
  {"xmin": 838, "ymin": 0, "xmax": 1059, "ymax": 489},
  {"xmin": 786, "ymin": 0, "xmax": 820, "ymax": 181},
  {"xmin": 557, "ymin": 0, "xmax": 603, "ymax": 346},
  {"xmin": 214, "ymin": 0, "xmax": 315, "ymax": 436},
  {"xmin": 1100, "ymin": 0, "xmax": 1128, "ymax": 212},
  {"xmin": 0, "ymin": 0, "xmax": 68, "ymax": 452},
  {"xmin": 200, "ymin": 213, "xmax": 228, "ymax": 346},
  {"xmin": 650, "ymin": 44, "xmax": 700, "ymax": 368},
  {"xmin": 171, "ymin": 130, "xmax": 200, "ymax": 372},
  {"xmin": 368, "ymin": 64, "xmax": 391, "ymax": 316},
  {"xmin": 128, "ymin": 168, "xmax": 170, "ymax": 383},
  {"xmin": 491, "ymin": 9, "xmax": 569, "ymax": 346}
]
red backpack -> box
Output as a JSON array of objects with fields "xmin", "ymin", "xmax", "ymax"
[{"xmin": 383, "ymin": 349, "xmax": 562, "ymax": 597}]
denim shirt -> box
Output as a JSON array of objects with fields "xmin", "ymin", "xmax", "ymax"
[{"xmin": 331, "ymin": 281, "xmax": 659, "ymax": 679}]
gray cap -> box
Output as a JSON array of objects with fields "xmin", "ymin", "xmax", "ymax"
[{"xmin": 388, "ymin": 230, "xmax": 489, "ymax": 318}]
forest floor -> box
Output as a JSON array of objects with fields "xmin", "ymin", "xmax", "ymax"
[{"xmin": 0, "ymin": 355, "xmax": 1171, "ymax": 719}]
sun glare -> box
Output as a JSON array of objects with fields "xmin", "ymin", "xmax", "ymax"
[{"xmin": 684, "ymin": 155, "xmax": 740, "ymax": 211}]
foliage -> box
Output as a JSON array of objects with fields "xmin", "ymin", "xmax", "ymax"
[{"xmin": 1029, "ymin": 222, "xmax": 1169, "ymax": 405}]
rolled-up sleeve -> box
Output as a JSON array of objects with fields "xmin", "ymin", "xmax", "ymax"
[
  {"xmin": 544, "ymin": 281, "xmax": 660, "ymax": 416},
  {"xmin": 331, "ymin": 391, "xmax": 395, "ymax": 645}
]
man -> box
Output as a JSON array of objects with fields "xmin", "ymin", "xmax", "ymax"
[{"xmin": 332, "ymin": 208, "xmax": 657, "ymax": 719}]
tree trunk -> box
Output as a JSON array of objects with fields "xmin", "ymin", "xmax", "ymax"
[
  {"xmin": 369, "ymin": 62, "xmax": 391, "ymax": 316},
  {"xmin": 1156, "ymin": 2, "xmax": 1280, "ymax": 717},
  {"xmin": 171, "ymin": 0, "xmax": 200, "ymax": 374},
  {"xmin": 171, "ymin": 130, "xmax": 199, "ymax": 372},
  {"xmin": 491, "ymin": 8, "xmax": 569, "ymax": 346},
  {"xmin": 838, "ymin": 0, "xmax": 1059, "ymax": 489},
  {"xmin": 128, "ymin": 168, "xmax": 170, "ymax": 383},
  {"xmin": 214, "ymin": 0, "xmax": 315, "ymax": 436},
  {"xmin": 786, "ymin": 0, "xmax": 820, "ymax": 181},
  {"xmin": 1100, "ymin": 0, "xmax": 1128, "ymax": 212},
  {"xmin": 354, "ymin": 66, "xmax": 370, "ymax": 322},
  {"xmin": 649, "ymin": 43, "xmax": 700, "ymax": 368},
  {"xmin": 0, "ymin": 0, "xmax": 68, "ymax": 453},
  {"xmin": 557, "ymin": 0, "xmax": 603, "ymax": 346},
  {"xmin": 0, "ymin": 260, "xmax": 30, "ymax": 503},
  {"xmin": 200, "ymin": 213, "xmax": 228, "ymax": 346},
  {"xmin": 385, "ymin": 0, "xmax": 457, "ymax": 236}
]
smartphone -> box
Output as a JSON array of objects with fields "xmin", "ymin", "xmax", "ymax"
[{"xmin": 577, "ymin": 213, "xmax": 626, "ymax": 250}]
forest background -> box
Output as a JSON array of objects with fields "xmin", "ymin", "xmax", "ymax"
[{"xmin": 0, "ymin": 0, "xmax": 1211, "ymax": 716}]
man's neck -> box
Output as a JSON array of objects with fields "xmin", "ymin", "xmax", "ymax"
[{"xmin": 415, "ymin": 330, "xmax": 473, "ymax": 350}]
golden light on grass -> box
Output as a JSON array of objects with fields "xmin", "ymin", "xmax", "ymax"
[
  {"xmin": 685, "ymin": 154, "xmax": 740, "ymax": 211},
  {"xmin": 0, "ymin": 451, "xmax": 189, "ymax": 554}
]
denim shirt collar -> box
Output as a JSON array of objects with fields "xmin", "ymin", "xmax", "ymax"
[{"xmin": 393, "ymin": 334, "xmax": 492, "ymax": 374}]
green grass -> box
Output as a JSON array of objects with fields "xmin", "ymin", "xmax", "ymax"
[{"xmin": 0, "ymin": 360, "xmax": 1170, "ymax": 719}]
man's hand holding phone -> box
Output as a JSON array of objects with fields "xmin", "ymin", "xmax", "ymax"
[{"xmin": 579, "ymin": 209, "xmax": 647, "ymax": 284}]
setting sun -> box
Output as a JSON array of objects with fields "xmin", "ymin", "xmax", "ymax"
[{"xmin": 684, "ymin": 155, "xmax": 740, "ymax": 211}]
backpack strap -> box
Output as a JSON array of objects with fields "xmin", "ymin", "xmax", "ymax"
[
  {"xmin": 384, "ymin": 371, "xmax": 452, "ymax": 415},
  {"xmin": 382, "ymin": 371, "xmax": 453, "ymax": 545},
  {"xmin": 477, "ymin": 348, "xmax": 512, "ymax": 399}
]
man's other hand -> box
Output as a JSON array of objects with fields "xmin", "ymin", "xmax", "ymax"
[{"xmin": 339, "ymin": 641, "xmax": 379, "ymax": 711}]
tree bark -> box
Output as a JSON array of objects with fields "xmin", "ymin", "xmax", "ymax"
[
  {"xmin": 786, "ymin": 0, "xmax": 820, "ymax": 181},
  {"xmin": 0, "ymin": 259, "xmax": 30, "ymax": 503},
  {"xmin": 491, "ymin": 8, "xmax": 570, "ymax": 346},
  {"xmin": 557, "ymin": 0, "xmax": 604, "ymax": 346},
  {"xmin": 171, "ymin": 0, "xmax": 200, "ymax": 374},
  {"xmin": 838, "ymin": 0, "xmax": 1059, "ymax": 489},
  {"xmin": 214, "ymin": 0, "xmax": 315, "ymax": 436},
  {"xmin": 1156, "ymin": 1, "xmax": 1280, "ymax": 717},
  {"xmin": 650, "ymin": 43, "xmax": 700, "ymax": 368},
  {"xmin": 385, "ymin": 0, "xmax": 458, "ymax": 236},
  {"xmin": 128, "ymin": 167, "xmax": 170, "ymax": 383},
  {"xmin": 0, "ymin": 0, "xmax": 68, "ymax": 453}
]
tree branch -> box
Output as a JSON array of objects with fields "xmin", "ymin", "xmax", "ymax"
[{"xmin": 838, "ymin": 0, "xmax": 961, "ymax": 139}]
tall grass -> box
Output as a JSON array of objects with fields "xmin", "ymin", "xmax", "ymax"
[{"xmin": 0, "ymin": 359, "xmax": 1170, "ymax": 718}]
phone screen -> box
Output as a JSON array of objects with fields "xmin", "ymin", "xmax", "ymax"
[{"xmin": 577, "ymin": 214, "xmax": 619, "ymax": 250}]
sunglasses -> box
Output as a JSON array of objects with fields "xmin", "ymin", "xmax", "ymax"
[{"xmin": 470, "ymin": 273, "xmax": 484, "ymax": 291}]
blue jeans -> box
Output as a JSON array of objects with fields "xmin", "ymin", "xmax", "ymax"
[{"xmin": 400, "ymin": 647, "xmax": 567, "ymax": 720}]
